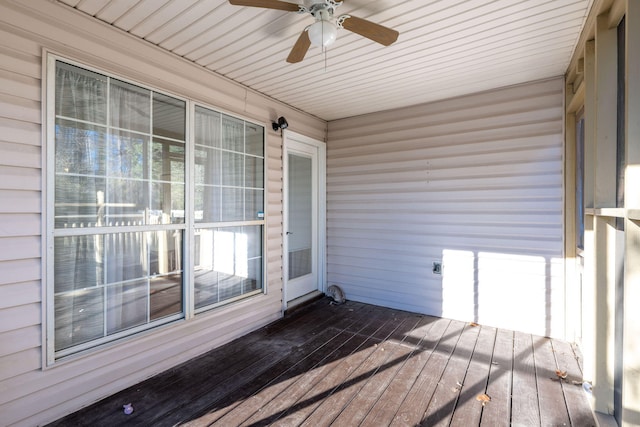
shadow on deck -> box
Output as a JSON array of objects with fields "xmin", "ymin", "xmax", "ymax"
[{"xmin": 47, "ymin": 299, "xmax": 596, "ymax": 426}]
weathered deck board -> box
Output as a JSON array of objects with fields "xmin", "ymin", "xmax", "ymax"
[
  {"xmin": 359, "ymin": 316, "xmax": 440, "ymax": 426},
  {"xmin": 421, "ymin": 322, "xmax": 480, "ymax": 426},
  {"xmin": 181, "ymin": 305, "xmax": 389, "ymax": 426},
  {"xmin": 511, "ymin": 331, "xmax": 541, "ymax": 426},
  {"xmin": 554, "ymin": 339, "xmax": 597, "ymax": 426},
  {"xmin": 322, "ymin": 313, "xmax": 423, "ymax": 426},
  {"xmin": 236, "ymin": 307, "xmax": 407, "ymax": 426},
  {"xmin": 450, "ymin": 325, "xmax": 496, "ymax": 426},
  {"xmin": 480, "ymin": 328, "xmax": 513, "ymax": 427},
  {"xmin": 297, "ymin": 312, "xmax": 431, "ymax": 426},
  {"xmin": 47, "ymin": 299, "xmax": 596, "ymax": 427},
  {"xmin": 390, "ymin": 319, "xmax": 464, "ymax": 426},
  {"xmin": 534, "ymin": 335, "xmax": 571, "ymax": 426}
]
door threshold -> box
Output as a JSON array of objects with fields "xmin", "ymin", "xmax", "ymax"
[{"xmin": 285, "ymin": 290, "xmax": 324, "ymax": 315}]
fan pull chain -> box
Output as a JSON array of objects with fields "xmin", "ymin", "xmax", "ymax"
[{"xmin": 324, "ymin": 46, "xmax": 328, "ymax": 72}]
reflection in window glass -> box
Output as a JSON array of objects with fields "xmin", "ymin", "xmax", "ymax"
[
  {"xmin": 110, "ymin": 79, "xmax": 150, "ymax": 133},
  {"xmin": 153, "ymin": 93, "xmax": 185, "ymax": 140},
  {"xmin": 53, "ymin": 231, "xmax": 183, "ymax": 353},
  {"xmin": 53, "ymin": 60, "xmax": 186, "ymax": 357},
  {"xmin": 194, "ymin": 226, "xmax": 263, "ymax": 309},
  {"xmin": 51, "ymin": 60, "xmax": 264, "ymax": 359}
]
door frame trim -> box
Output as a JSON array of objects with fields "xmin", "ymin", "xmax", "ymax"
[{"xmin": 282, "ymin": 130, "xmax": 326, "ymax": 311}]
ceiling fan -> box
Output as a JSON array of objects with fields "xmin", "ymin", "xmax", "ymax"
[{"xmin": 228, "ymin": 0, "xmax": 399, "ymax": 63}]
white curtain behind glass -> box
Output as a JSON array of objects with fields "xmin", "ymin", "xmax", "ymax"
[
  {"xmin": 54, "ymin": 64, "xmax": 107, "ymax": 350},
  {"xmin": 54, "ymin": 62, "xmax": 184, "ymax": 353}
]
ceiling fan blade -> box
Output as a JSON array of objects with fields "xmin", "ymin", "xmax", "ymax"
[
  {"xmin": 228, "ymin": 0, "xmax": 300, "ymax": 12},
  {"xmin": 287, "ymin": 29, "xmax": 311, "ymax": 63},
  {"xmin": 340, "ymin": 15, "xmax": 399, "ymax": 46}
]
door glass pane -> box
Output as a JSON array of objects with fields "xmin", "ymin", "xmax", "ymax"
[{"xmin": 288, "ymin": 154, "xmax": 312, "ymax": 280}]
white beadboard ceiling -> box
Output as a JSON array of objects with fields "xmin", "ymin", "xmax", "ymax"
[{"xmin": 57, "ymin": 0, "xmax": 591, "ymax": 121}]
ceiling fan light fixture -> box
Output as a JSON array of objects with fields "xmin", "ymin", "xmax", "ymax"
[{"xmin": 308, "ymin": 20, "xmax": 337, "ymax": 47}]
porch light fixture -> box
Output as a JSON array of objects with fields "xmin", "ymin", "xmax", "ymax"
[{"xmin": 272, "ymin": 116, "xmax": 288, "ymax": 131}]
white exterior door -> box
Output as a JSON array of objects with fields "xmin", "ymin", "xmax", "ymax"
[{"xmin": 283, "ymin": 132, "xmax": 326, "ymax": 305}]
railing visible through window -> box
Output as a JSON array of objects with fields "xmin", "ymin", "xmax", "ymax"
[
  {"xmin": 193, "ymin": 106, "xmax": 265, "ymax": 310},
  {"xmin": 49, "ymin": 59, "xmax": 265, "ymax": 361}
]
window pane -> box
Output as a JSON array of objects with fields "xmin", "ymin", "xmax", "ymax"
[
  {"xmin": 245, "ymin": 155, "xmax": 264, "ymax": 189},
  {"xmin": 219, "ymin": 273, "xmax": 243, "ymax": 301},
  {"xmin": 195, "ymin": 106, "xmax": 221, "ymax": 148},
  {"xmin": 245, "ymin": 189, "xmax": 264, "ymax": 221},
  {"xmin": 221, "ymin": 151, "xmax": 244, "ymax": 187},
  {"xmin": 150, "ymin": 274, "xmax": 183, "ymax": 320},
  {"xmin": 195, "ymin": 185, "xmax": 220, "ymax": 223},
  {"xmin": 54, "ymin": 235, "xmax": 105, "ymax": 292},
  {"xmin": 194, "ymin": 228, "xmax": 216, "ymax": 308},
  {"xmin": 153, "ymin": 93, "xmax": 185, "ymax": 140},
  {"xmin": 55, "ymin": 62, "xmax": 107, "ymax": 123},
  {"xmin": 55, "ymin": 119, "xmax": 106, "ymax": 176},
  {"xmin": 54, "ymin": 230, "xmax": 184, "ymax": 352},
  {"xmin": 151, "ymin": 182, "xmax": 185, "ymax": 224},
  {"xmin": 246, "ymin": 225, "xmax": 262, "ymax": 259},
  {"xmin": 245, "ymin": 257, "xmax": 262, "ymax": 293},
  {"xmin": 106, "ymin": 280, "xmax": 148, "ymax": 334},
  {"xmin": 153, "ymin": 139, "xmax": 185, "ymax": 182},
  {"xmin": 221, "ymin": 115, "xmax": 243, "ymax": 152},
  {"xmin": 53, "ymin": 62, "xmax": 188, "ymax": 359},
  {"xmin": 245, "ymin": 123, "xmax": 264, "ymax": 157},
  {"xmin": 108, "ymin": 131, "xmax": 147, "ymax": 180},
  {"xmin": 149, "ymin": 230, "xmax": 182, "ymax": 276},
  {"xmin": 105, "ymin": 232, "xmax": 146, "ymax": 283},
  {"xmin": 110, "ymin": 79, "xmax": 150, "ymax": 133},
  {"xmin": 221, "ymin": 188, "xmax": 243, "ymax": 221},
  {"xmin": 55, "ymin": 176, "xmax": 106, "ymax": 228},
  {"xmin": 195, "ymin": 147, "xmax": 220, "ymax": 186},
  {"xmin": 55, "ymin": 287, "xmax": 104, "ymax": 351},
  {"xmin": 194, "ymin": 226, "xmax": 262, "ymax": 309},
  {"xmin": 106, "ymin": 179, "xmax": 147, "ymax": 225}
]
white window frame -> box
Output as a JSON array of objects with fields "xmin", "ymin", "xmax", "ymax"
[{"xmin": 43, "ymin": 53, "xmax": 267, "ymax": 366}]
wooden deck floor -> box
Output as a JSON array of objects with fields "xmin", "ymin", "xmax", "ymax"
[{"xmin": 48, "ymin": 299, "xmax": 596, "ymax": 427}]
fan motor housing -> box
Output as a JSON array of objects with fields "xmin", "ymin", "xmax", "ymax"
[{"xmin": 304, "ymin": 0, "xmax": 341, "ymax": 15}]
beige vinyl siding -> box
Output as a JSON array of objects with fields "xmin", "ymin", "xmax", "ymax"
[
  {"xmin": 0, "ymin": 1, "xmax": 325, "ymax": 425},
  {"xmin": 327, "ymin": 78, "xmax": 565, "ymax": 338}
]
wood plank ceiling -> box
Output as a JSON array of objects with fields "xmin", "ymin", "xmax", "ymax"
[{"xmin": 57, "ymin": 0, "xmax": 592, "ymax": 121}]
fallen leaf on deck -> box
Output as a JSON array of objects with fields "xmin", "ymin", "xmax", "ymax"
[
  {"xmin": 555, "ymin": 370, "xmax": 568, "ymax": 379},
  {"xmin": 469, "ymin": 322, "xmax": 479, "ymax": 327},
  {"xmin": 476, "ymin": 393, "xmax": 491, "ymax": 406}
]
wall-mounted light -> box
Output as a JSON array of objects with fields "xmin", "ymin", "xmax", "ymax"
[{"xmin": 272, "ymin": 116, "xmax": 288, "ymax": 132}]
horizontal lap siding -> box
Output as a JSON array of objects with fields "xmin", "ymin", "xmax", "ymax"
[
  {"xmin": 0, "ymin": 1, "xmax": 325, "ymax": 426},
  {"xmin": 327, "ymin": 78, "xmax": 564, "ymax": 338}
]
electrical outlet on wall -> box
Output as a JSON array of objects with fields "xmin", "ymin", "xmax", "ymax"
[{"xmin": 432, "ymin": 261, "xmax": 442, "ymax": 275}]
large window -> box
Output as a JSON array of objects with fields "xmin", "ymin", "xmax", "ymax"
[
  {"xmin": 48, "ymin": 59, "xmax": 265, "ymax": 361},
  {"xmin": 193, "ymin": 107, "xmax": 265, "ymax": 310}
]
